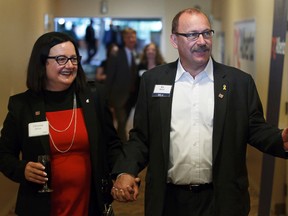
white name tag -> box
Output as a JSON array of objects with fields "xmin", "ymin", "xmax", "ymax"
[
  {"xmin": 28, "ymin": 121, "xmax": 49, "ymax": 137},
  {"xmin": 152, "ymin": 85, "xmax": 172, "ymax": 97}
]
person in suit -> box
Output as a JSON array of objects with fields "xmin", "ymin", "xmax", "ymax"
[
  {"xmin": 96, "ymin": 43, "xmax": 119, "ymax": 83},
  {"xmin": 105, "ymin": 27, "xmax": 139, "ymax": 141},
  {"xmin": 84, "ymin": 19, "xmax": 98, "ymax": 64},
  {"xmin": 0, "ymin": 32, "xmax": 122, "ymax": 216},
  {"xmin": 110, "ymin": 8, "xmax": 288, "ymax": 216}
]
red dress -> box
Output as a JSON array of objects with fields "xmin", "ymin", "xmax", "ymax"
[{"xmin": 46, "ymin": 108, "xmax": 91, "ymax": 216}]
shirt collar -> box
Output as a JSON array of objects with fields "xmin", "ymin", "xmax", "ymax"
[{"xmin": 175, "ymin": 57, "xmax": 214, "ymax": 82}]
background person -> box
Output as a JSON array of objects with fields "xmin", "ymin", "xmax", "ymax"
[
  {"xmin": 96, "ymin": 43, "xmax": 119, "ymax": 83},
  {"xmin": 138, "ymin": 42, "xmax": 166, "ymax": 77},
  {"xmin": 111, "ymin": 8, "xmax": 288, "ymax": 216},
  {"xmin": 105, "ymin": 27, "xmax": 140, "ymax": 141},
  {"xmin": 0, "ymin": 31, "xmax": 122, "ymax": 216},
  {"xmin": 84, "ymin": 19, "xmax": 98, "ymax": 64}
]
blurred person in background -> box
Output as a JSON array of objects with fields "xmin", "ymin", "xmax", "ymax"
[
  {"xmin": 138, "ymin": 42, "xmax": 166, "ymax": 77},
  {"xmin": 105, "ymin": 27, "xmax": 140, "ymax": 141},
  {"xmin": 84, "ymin": 19, "xmax": 98, "ymax": 64},
  {"xmin": 96, "ymin": 43, "xmax": 119, "ymax": 83}
]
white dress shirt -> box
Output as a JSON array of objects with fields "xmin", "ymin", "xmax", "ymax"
[{"xmin": 167, "ymin": 58, "xmax": 214, "ymax": 184}]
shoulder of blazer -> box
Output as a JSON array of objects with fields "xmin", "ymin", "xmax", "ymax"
[
  {"xmin": 213, "ymin": 59, "xmax": 252, "ymax": 80},
  {"xmin": 86, "ymin": 81, "xmax": 107, "ymax": 102},
  {"xmin": 143, "ymin": 60, "xmax": 177, "ymax": 77},
  {"xmin": 9, "ymin": 89, "xmax": 43, "ymax": 109}
]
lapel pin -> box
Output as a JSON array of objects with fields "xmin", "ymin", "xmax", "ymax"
[
  {"xmin": 86, "ymin": 99, "xmax": 90, "ymax": 103},
  {"xmin": 223, "ymin": 84, "xmax": 227, "ymax": 91},
  {"xmin": 35, "ymin": 111, "xmax": 40, "ymax": 116},
  {"xmin": 218, "ymin": 93, "xmax": 224, "ymax": 99}
]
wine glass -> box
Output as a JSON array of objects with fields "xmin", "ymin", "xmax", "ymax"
[{"xmin": 38, "ymin": 155, "xmax": 53, "ymax": 193}]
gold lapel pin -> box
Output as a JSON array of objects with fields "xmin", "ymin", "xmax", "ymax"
[
  {"xmin": 35, "ymin": 111, "xmax": 40, "ymax": 116},
  {"xmin": 223, "ymin": 84, "xmax": 227, "ymax": 91}
]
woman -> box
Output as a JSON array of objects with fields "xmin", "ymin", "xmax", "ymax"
[
  {"xmin": 138, "ymin": 42, "xmax": 165, "ymax": 76},
  {"xmin": 0, "ymin": 32, "xmax": 122, "ymax": 216},
  {"xmin": 95, "ymin": 43, "xmax": 119, "ymax": 83}
]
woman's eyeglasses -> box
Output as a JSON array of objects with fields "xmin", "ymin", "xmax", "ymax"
[{"xmin": 46, "ymin": 55, "xmax": 82, "ymax": 65}]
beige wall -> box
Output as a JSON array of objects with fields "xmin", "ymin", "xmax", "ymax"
[
  {"xmin": 0, "ymin": 1, "xmax": 55, "ymax": 215},
  {"xmin": 212, "ymin": 0, "xmax": 288, "ymax": 214}
]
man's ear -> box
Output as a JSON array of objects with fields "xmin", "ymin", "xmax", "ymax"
[{"xmin": 170, "ymin": 34, "xmax": 178, "ymax": 49}]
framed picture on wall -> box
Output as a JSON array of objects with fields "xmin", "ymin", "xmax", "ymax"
[{"xmin": 233, "ymin": 19, "xmax": 256, "ymax": 77}]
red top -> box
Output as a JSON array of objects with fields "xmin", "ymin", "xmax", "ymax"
[{"xmin": 46, "ymin": 108, "xmax": 91, "ymax": 216}]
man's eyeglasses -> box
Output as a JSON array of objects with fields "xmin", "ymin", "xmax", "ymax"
[
  {"xmin": 46, "ymin": 55, "xmax": 82, "ymax": 65},
  {"xmin": 174, "ymin": 30, "xmax": 214, "ymax": 41}
]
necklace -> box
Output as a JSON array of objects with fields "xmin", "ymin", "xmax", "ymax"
[
  {"xmin": 48, "ymin": 94, "xmax": 76, "ymax": 132},
  {"xmin": 47, "ymin": 93, "xmax": 77, "ymax": 153}
]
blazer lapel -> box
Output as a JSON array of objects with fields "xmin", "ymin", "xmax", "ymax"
[
  {"xmin": 212, "ymin": 63, "xmax": 228, "ymax": 163},
  {"xmin": 159, "ymin": 62, "xmax": 177, "ymax": 169},
  {"xmin": 78, "ymin": 90, "xmax": 100, "ymax": 156},
  {"xmin": 28, "ymin": 91, "xmax": 50, "ymax": 154}
]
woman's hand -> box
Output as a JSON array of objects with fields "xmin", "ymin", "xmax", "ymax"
[{"xmin": 24, "ymin": 161, "xmax": 48, "ymax": 184}]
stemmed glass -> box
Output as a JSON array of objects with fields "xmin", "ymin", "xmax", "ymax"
[{"xmin": 38, "ymin": 155, "xmax": 53, "ymax": 193}]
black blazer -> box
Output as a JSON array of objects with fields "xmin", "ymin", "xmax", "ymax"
[
  {"xmin": 0, "ymin": 82, "xmax": 122, "ymax": 216},
  {"xmin": 105, "ymin": 48, "xmax": 139, "ymax": 108},
  {"xmin": 113, "ymin": 60, "xmax": 287, "ymax": 216}
]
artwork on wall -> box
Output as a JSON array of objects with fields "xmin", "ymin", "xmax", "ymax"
[{"xmin": 233, "ymin": 19, "xmax": 256, "ymax": 77}]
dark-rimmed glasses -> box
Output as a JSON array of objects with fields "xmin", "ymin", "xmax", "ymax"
[
  {"xmin": 46, "ymin": 55, "xmax": 81, "ymax": 65},
  {"xmin": 174, "ymin": 30, "xmax": 214, "ymax": 41}
]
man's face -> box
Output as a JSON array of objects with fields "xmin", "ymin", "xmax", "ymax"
[
  {"xmin": 170, "ymin": 12, "xmax": 213, "ymax": 72},
  {"xmin": 123, "ymin": 32, "xmax": 137, "ymax": 50}
]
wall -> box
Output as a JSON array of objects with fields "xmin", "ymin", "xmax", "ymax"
[
  {"xmin": 212, "ymin": 0, "xmax": 288, "ymax": 214},
  {"xmin": 0, "ymin": 1, "xmax": 55, "ymax": 215}
]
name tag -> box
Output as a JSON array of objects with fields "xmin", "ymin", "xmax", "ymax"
[
  {"xmin": 152, "ymin": 85, "xmax": 172, "ymax": 97},
  {"xmin": 28, "ymin": 121, "xmax": 49, "ymax": 137}
]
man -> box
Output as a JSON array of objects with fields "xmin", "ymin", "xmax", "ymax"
[
  {"xmin": 111, "ymin": 8, "xmax": 288, "ymax": 216},
  {"xmin": 85, "ymin": 19, "xmax": 97, "ymax": 64},
  {"xmin": 105, "ymin": 27, "xmax": 139, "ymax": 141}
]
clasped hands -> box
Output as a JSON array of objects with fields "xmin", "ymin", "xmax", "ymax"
[
  {"xmin": 283, "ymin": 128, "xmax": 288, "ymax": 151},
  {"xmin": 111, "ymin": 173, "xmax": 141, "ymax": 202}
]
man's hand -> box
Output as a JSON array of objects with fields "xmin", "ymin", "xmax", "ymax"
[
  {"xmin": 111, "ymin": 173, "xmax": 141, "ymax": 202},
  {"xmin": 282, "ymin": 128, "xmax": 288, "ymax": 151}
]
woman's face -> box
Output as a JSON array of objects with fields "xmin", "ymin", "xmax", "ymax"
[
  {"xmin": 146, "ymin": 44, "xmax": 157, "ymax": 60},
  {"xmin": 45, "ymin": 41, "xmax": 78, "ymax": 91}
]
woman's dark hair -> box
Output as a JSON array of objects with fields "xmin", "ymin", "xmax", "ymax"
[
  {"xmin": 26, "ymin": 31, "xmax": 87, "ymax": 93},
  {"xmin": 140, "ymin": 42, "xmax": 165, "ymax": 66}
]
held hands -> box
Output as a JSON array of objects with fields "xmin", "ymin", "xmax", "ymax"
[
  {"xmin": 24, "ymin": 161, "xmax": 48, "ymax": 184},
  {"xmin": 111, "ymin": 173, "xmax": 141, "ymax": 202},
  {"xmin": 283, "ymin": 128, "xmax": 288, "ymax": 151}
]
